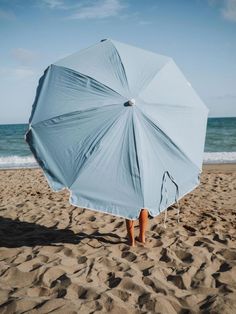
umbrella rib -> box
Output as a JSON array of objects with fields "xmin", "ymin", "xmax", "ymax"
[
  {"xmin": 67, "ymin": 107, "xmax": 127, "ymax": 188},
  {"xmin": 137, "ymin": 101, "xmax": 194, "ymax": 109},
  {"xmin": 132, "ymin": 113, "xmax": 145, "ymax": 208},
  {"xmin": 26, "ymin": 127, "xmax": 66, "ymax": 189},
  {"xmin": 30, "ymin": 64, "xmax": 127, "ymax": 125},
  {"xmin": 29, "ymin": 66, "xmax": 50, "ymax": 124},
  {"xmin": 56, "ymin": 64, "xmax": 127, "ymax": 99},
  {"xmin": 137, "ymin": 107, "xmax": 200, "ymax": 172},
  {"xmin": 31, "ymin": 103, "xmax": 123, "ymax": 128},
  {"xmin": 30, "ymin": 105, "xmax": 126, "ymax": 190},
  {"xmin": 110, "ymin": 41, "xmax": 130, "ymax": 94},
  {"xmin": 136, "ymin": 58, "xmax": 173, "ymax": 98}
]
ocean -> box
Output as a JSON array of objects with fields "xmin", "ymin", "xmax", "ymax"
[{"xmin": 0, "ymin": 117, "xmax": 235, "ymax": 169}]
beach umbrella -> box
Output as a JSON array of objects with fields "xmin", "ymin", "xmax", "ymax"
[{"xmin": 26, "ymin": 39, "xmax": 208, "ymax": 220}]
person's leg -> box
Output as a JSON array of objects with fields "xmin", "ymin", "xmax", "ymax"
[
  {"xmin": 137, "ymin": 208, "xmax": 148, "ymax": 243},
  {"xmin": 125, "ymin": 219, "xmax": 135, "ymax": 246}
]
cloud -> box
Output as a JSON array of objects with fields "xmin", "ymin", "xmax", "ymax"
[
  {"xmin": 41, "ymin": 0, "xmax": 67, "ymax": 9},
  {"xmin": 39, "ymin": 0, "xmax": 127, "ymax": 19},
  {"xmin": 68, "ymin": 0, "xmax": 126, "ymax": 20},
  {"xmin": 12, "ymin": 68, "xmax": 35, "ymax": 79},
  {"xmin": 208, "ymin": 0, "xmax": 236, "ymax": 22},
  {"xmin": 221, "ymin": 0, "xmax": 236, "ymax": 22},
  {"xmin": 11, "ymin": 48, "xmax": 40, "ymax": 65},
  {"xmin": 0, "ymin": 8, "xmax": 15, "ymax": 20}
]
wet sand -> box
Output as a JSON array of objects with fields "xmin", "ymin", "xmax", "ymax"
[{"xmin": 0, "ymin": 164, "xmax": 236, "ymax": 313}]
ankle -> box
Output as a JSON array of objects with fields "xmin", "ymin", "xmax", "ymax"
[
  {"xmin": 127, "ymin": 237, "xmax": 135, "ymax": 246},
  {"xmin": 138, "ymin": 234, "xmax": 146, "ymax": 243}
]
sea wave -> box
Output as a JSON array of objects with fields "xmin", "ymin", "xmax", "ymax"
[
  {"xmin": 0, "ymin": 153, "xmax": 236, "ymax": 169},
  {"xmin": 203, "ymin": 152, "xmax": 236, "ymax": 164},
  {"xmin": 0, "ymin": 156, "xmax": 38, "ymax": 169}
]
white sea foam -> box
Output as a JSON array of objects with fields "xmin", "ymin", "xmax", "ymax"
[
  {"xmin": 0, "ymin": 152, "xmax": 236, "ymax": 169},
  {"xmin": 203, "ymin": 152, "xmax": 236, "ymax": 164},
  {"xmin": 0, "ymin": 156, "xmax": 38, "ymax": 169}
]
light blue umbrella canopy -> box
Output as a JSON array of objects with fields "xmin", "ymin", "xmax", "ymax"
[{"xmin": 26, "ymin": 39, "xmax": 208, "ymax": 220}]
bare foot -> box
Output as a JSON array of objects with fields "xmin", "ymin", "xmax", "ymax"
[
  {"xmin": 126, "ymin": 237, "xmax": 136, "ymax": 247},
  {"xmin": 135, "ymin": 236, "xmax": 145, "ymax": 244}
]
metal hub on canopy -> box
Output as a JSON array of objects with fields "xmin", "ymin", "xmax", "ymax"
[
  {"xmin": 124, "ymin": 98, "xmax": 136, "ymax": 106},
  {"xmin": 128, "ymin": 98, "xmax": 135, "ymax": 106}
]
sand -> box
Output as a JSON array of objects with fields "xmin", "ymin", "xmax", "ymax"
[{"xmin": 0, "ymin": 164, "xmax": 236, "ymax": 314}]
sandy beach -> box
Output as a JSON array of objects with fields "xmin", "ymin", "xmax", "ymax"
[{"xmin": 0, "ymin": 164, "xmax": 236, "ymax": 313}]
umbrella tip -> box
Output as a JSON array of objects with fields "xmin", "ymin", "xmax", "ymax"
[
  {"xmin": 124, "ymin": 98, "xmax": 136, "ymax": 107},
  {"xmin": 101, "ymin": 38, "xmax": 109, "ymax": 42},
  {"xmin": 128, "ymin": 98, "xmax": 136, "ymax": 106}
]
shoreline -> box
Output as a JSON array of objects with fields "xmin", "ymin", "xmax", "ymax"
[
  {"xmin": 203, "ymin": 162, "xmax": 236, "ymax": 172},
  {"xmin": 1, "ymin": 162, "xmax": 236, "ymax": 171},
  {"xmin": 1, "ymin": 151, "xmax": 236, "ymax": 170}
]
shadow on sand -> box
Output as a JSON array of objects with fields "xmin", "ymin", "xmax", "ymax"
[{"xmin": 0, "ymin": 217, "xmax": 126, "ymax": 248}]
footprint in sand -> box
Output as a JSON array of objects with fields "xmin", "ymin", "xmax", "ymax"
[
  {"xmin": 190, "ymin": 264, "xmax": 207, "ymax": 289},
  {"xmin": 213, "ymin": 233, "xmax": 228, "ymax": 245},
  {"xmin": 159, "ymin": 248, "xmax": 171, "ymax": 263},
  {"xmin": 111, "ymin": 288, "xmax": 131, "ymax": 302},
  {"xmin": 88, "ymin": 215, "xmax": 96, "ymax": 222},
  {"xmin": 199, "ymin": 295, "xmax": 218, "ymax": 312},
  {"xmin": 194, "ymin": 238, "xmax": 214, "ymax": 252},
  {"xmin": 120, "ymin": 277, "xmax": 147, "ymax": 295},
  {"xmin": 218, "ymin": 249, "xmax": 236, "ymax": 260},
  {"xmin": 142, "ymin": 277, "xmax": 167, "ymax": 294},
  {"xmin": 106, "ymin": 272, "xmax": 122, "ymax": 288},
  {"xmin": 77, "ymin": 256, "xmax": 88, "ymax": 264},
  {"xmin": 183, "ymin": 224, "xmax": 197, "ymax": 233},
  {"xmin": 167, "ymin": 274, "xmax": 186, "ymax": 289},
  {"xmin": 115, "ymin": 221, "xmax": 124, "ymax": 229},
  {"xmin": 16, "ymin": 203, "xmax": 25, "ymax": 208},
  {"xmin": 61, "ymin": 247, "xmax": 74, "ymax": 257},
  {"xmin": 152, "ymin": 238, "xmax": 163, "ymax": 248},
  {"xmin": 121, "ymin": 251, "xmax": 137, "ymax": 262},
  {"xmin": 77, "ymin": 286, "xmax": 100, "ymax": 300},
  {"xmin": 17, "ymin": 256, "xmax": 48, "ymax": 272},
  {"xmin": 138, "ymin": 292, "xmax": 156, "ymax": 312},
  {"xmin": 27, "ymin": 286, "xmax": 51, "ymax": 297},
  {"xmin": 174, "ymin": 249, "xmax": 194, "ymax": 263},
  {"xmin": 218, "ymin": 262, "xmax": 232, "ymax": 272},
  {"xmin": 142, "ymin": 266, "xmax": 153, "ymax": 276},
  {"xmin": 51, "ymin": 273, "xmax": 71, "ymax": 290},
  {"xmin": 41, "ymin": 267, "xmax": 66, "ymax": 287}
]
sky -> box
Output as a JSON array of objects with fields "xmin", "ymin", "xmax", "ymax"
[{"xmin": 0, "ymin": 0, "xmax": 236, "ymax": 123}]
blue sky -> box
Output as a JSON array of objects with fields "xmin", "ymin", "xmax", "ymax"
[{"xmin": 0, "ymin": 0, "xmax": 236, "ymax": 123}]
